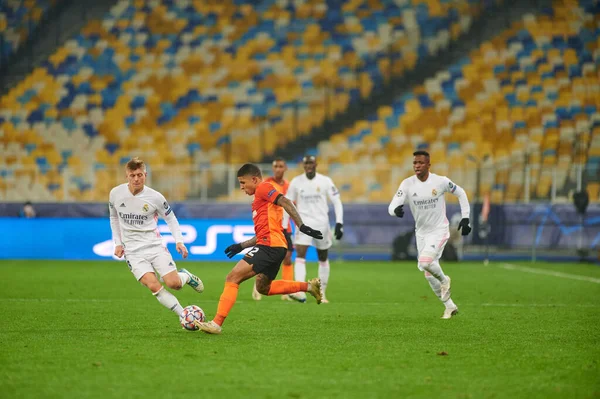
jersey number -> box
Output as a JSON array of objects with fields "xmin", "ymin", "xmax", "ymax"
[{"xmin": 246, "ymin": 247, "xmax": 259, "ymax": 258}]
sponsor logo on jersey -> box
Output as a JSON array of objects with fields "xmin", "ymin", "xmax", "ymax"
[
  {"xmin": 143, "ymin": 204, "xmax": 149, "ymax": 212},
  {"xmin": 120, "ymin": 203, "xmax": 126, "ymax": 207},
  {"xmin": 163, "ymin": 201, "xmax": 169, "ymax": 209},
  {"xmin": 118, "ymin": 212, "xmax": 149, "ymax": 225},
  {"xmin": 449, "ymin": 182, "xmax": 456, "ymax": 193},
  {"xmin": 396, "ymin": 189, "xmax": 403, "ymax": 197}
]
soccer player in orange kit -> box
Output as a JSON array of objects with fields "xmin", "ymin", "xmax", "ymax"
[
  {"xmin": 194, "ymin": 163, "xmax": 324, "ymax": 334},
  {"xmin": 252, "ymin": 157, "xmax": 295, "ymax": 301}
]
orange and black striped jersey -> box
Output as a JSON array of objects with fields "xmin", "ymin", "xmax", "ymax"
[{"xmin": 252, "ymin": 181, "xmax": 287, "ymax": 248}]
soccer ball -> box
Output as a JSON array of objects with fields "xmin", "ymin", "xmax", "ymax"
[{"xmin": 179, "ymin": 305, "xmax": 206, "ymax": 331}]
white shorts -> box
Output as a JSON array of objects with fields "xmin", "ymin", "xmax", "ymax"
[
  {"xmin": 124, "ymin": 246, "xmax": 177, "ymax": 281},
  {"xmin": 294, "ymin": 222, "xmax": 332, "ymax": 250},
  {"xmin": 416, "ymin": 232, "xmax": 450, "ymax": 271}
]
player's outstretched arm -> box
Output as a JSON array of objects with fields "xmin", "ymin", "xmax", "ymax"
[
  {"xmin": 275, "ymin": 196, "xmax": 323, "ymax": 239},
  {"xmin": 225, "ymin": 236, "xmax": 257, "ymax": 258}
]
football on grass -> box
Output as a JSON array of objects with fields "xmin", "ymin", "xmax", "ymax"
[{"xmin": 180, "ymin": 305, "xmax": 206, "ymax": 330}]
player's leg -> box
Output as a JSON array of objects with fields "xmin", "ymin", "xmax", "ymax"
[
  {"xmin": 282, "ymin": 232, "xmax": 295, "ymax": 280},
  {"xmin": 294, "ymin": 244, "xmax": 309, "ymax": 282},
  {"xmin": 314, "ymin": 223, "xmax": 333, "ymax": 302},
  {"xmin": 280, "ymin": 234, "xmax": 295, "ymax": 301},
  {"xmin": 418, "ymin": 234, "xmax": 458, "ymax": 318},
  {"xmin": 194, "ymin": 258, "xmax": 258, "ymax": 334},
  {"xmin": 127, "ymin": 253, "xmax": 184, "ymax": 317},
  {"xmin": 316, "ymin": 249, "xmax": 330, "ymax": 303},
  {"xmin": 252, "ymin": 280, "xmax": 262, "ymax": 301},
  {"xmin": 152, "ymin": 248, "xmax": 204, "ymax": 293},
  {"xmin": 251, "ymin": 246, "xmax": 321, "ymax": 302},
  {"xmin": 139, "ymin": 272, "xmax": 184, "ymax": 317}
]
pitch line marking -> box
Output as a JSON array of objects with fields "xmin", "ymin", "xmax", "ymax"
[{"xmin": 500, "ymin": 263, "xmax": 600, "ymax": 284}]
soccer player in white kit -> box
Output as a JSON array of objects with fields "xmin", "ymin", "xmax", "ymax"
[
  {"xmin": 285, "ymin": 155, "xmax": 343, "ymax": 303},
  {"xmin": 109, "ymin": 157, "xmax": 204, "ymax": 319},
  {"xmin": 388, "ymin": 151, "xmax": 472, "ymax": 319}
]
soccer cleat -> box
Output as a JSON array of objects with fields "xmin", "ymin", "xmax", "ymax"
[
  {"xmin": 288, "ymin": 292, "xmax": 307, "ymax": 303},
  {"xmin": 193, "ymin": 320, "xmax": 222, "ymax": 334},
  {"xmin": 252, "ymin": 283, "xmax": 262, "ymax": 301},
  {"xmin": 441, "ymin": 306, "xmax": 459, "ymax": 319},
  {"xmin": 281, "ymin": 294, "xmax": 293, "ymax": 301},
  {"xmin": 440, "ymin": 276, "xmax": 451, "ymax": 302},
  {"xmin": 179, "ymin": 268, "xmax": 204, "ymax": 293},
  {"xmin": 307, "ymin": 278, "xmax": 322, "ymax": 304},
  {"xmin": 321, "ymin": 296, "xmax": 329, "ymax": 304}
]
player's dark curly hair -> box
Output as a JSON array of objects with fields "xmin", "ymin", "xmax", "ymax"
[
  {"xmin": 413, "ymin": 150, "xmax": 430, "ymax": 158},
  {"xmin": 237, "ymin": 163, "xmax": 262, "ymax": 178}
]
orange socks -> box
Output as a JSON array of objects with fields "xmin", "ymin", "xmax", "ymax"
[
  {"xmin": 214, "ymin": 282, "xmax": 239, "ymax": 326},
  {"xmin": 281, "ymin": 264, "xmax": 294, "ymax": 280},
  {"xmin": 268, "ymin": 280, "xmax": 308, "ymax": 295}
]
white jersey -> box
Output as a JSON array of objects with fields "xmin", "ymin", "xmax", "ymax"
[
  {"xmin": 388, "ymin": 173, "xmax": 470, "ymax": 236},
  {"xmin": 286, "ymin": 173, "xmax": 343, "ymax": 226},
  {"xmin": 109, "ymin": 184, "xmax": 183, "ymax": 253}
]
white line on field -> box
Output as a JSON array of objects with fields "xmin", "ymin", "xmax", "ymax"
[
  {"xmin": 479, "ymin": 303, "xmax": 599, "ymax": 308},
  {"xmin": 500, "ymin": 263, "xmax": 600, "ymax": 284},
  {"xmin": 2, "ymin": 299, "xmax": 599, "ymax": 308}
]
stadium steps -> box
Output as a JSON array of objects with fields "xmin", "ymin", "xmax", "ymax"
[
  {"xmin": 262, "ymin": 0, "xmax": 550, "ymax": 163},
  {"xmin": 0, "ymin": 0, "xmax": 118, "ymax": 94}
]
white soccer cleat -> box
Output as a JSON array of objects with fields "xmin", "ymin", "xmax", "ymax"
[
  {"xmin": 252, "ymin": 283, "xmax": 262, "ymax": 301},
  {"xmin": 321, "ymin": 297, "xmax": 329, "ymax": 304},
  {"xmin": 179, "ymin": 268, "xmax": 204, "ymax": 293},
  {"xmin": 440, "ymin": 276, "xmax": 451, "ymax": 302},
  {"xmin": 288, "ymin": 292, "xmax": 307, "ymax": 303},
  {"xmin": 193, "ymin": 320, "xmax": 222, "ymax": 334},
  {"xmin": 441, "ymin": 306, "xmax": 458, "ymax": 319}
]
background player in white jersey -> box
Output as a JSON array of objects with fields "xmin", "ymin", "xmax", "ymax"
[
  {"xmin": 285, "ymin": 155, "xmax": 343, "ymax": 303},
  {"xmin": 109, "ymin": 157, "xmax": 204, "ymax": 320},
  {"xmin": 388, "ymin": 150, "xmax": 471, "ymax": 319}
]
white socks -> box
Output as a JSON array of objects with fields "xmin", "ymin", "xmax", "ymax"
[
  {"xmin": 178, "ymin": 272, "xmax": 190, "ymax": 287},
  {"xmin": 295, "ymin": 257, "xmax": 306, "ymax": 282},
  {"xmin": 425, "ymin": 270, "xmax": 456, "ymax": 309},
  {"xmin": 422, "ymin": 260, "xmax": 448, "ymax": 283},
  {"xmin": 318, "ymin": 260, "xmax": 330, "ymax": 296},
  {"xmin": 153, "ymin": 287, "xmax": 184, "ymax": 316}
]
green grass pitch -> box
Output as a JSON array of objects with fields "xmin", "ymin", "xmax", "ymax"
[{"xmin": 0, "ymin": 259, "xmax": 599, "ymax": 398}]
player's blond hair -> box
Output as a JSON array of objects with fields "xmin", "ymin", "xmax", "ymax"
[{"xmin": 126, "ymin": 157, "xmax": 146, "ymax": 172}]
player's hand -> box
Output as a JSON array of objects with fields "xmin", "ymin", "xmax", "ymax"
[
  {"xmin": 393, "ymin": 205, "xmax": 404, "ymax": 218},
  {"xmin": 299, "ymin": 224, "xmax": 323, "ymax": 240},
  {"xmin": 334, "ymin": 223, "xmax": 344, "ymax": 240},
  {"xmin": 225, "ymin": 243, "xmax": 243, "ymax": 258},
  {"xmin": 458, "ymin": 218, "xmax": 472, "ymax": 236},
  {"xmin": 114, "ymin": 245, "xmax": 124, "ymax": 258},
  {"xmin": 176, "ymin": 242, "xmax": 189, "ymax": 259}
]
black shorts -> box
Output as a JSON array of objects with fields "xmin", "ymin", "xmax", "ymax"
[
  {"xmin": 243, "ymin": 245, "xmax": 286, "ymax": 280},
  {"xmin": 284, "ymin": 231, "xmax": 294, "ymax": 252}
]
